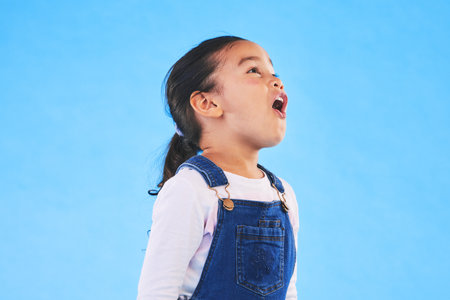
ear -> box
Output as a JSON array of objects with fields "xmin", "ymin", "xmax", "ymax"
[{"xmin": 190, "ymin": 91, "xmax": 223, "ymax": 118}]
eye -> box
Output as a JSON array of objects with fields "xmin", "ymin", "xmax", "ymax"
[
  {"xmin": 273, "ymin": 73, "xmax": 280, "ymax": 78},
  {"xmin": 247, "ymin": 67, "xmax": 261, "ymax": 75}
]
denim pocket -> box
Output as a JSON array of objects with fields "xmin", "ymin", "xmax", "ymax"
[
  {"xmin": 236, "ymin": 224, "xmax": 284, "ymax": 295},
  {"xmin": 258, "ymin": 219, "xmax": 281, "ymax": 228}
]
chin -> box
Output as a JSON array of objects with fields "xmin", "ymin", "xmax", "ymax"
[{"xmin": 261, "ymin": 133, "xmax": 286, "ymax": 149}]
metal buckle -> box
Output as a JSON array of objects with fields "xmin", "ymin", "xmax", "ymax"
[
  {"xmin": 271, "ymin": 183, "xmax": 289, "ymax": 212},
  {"xmin": 208, "ymin": 183, "xmax": 234, "ymax": 211}
]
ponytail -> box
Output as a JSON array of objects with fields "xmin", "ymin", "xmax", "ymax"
[
  {"xmin": 149, "ymin": 35, "xmax": 246, "ymax": 196},
  {"xmin": 149, "ymin": 133, "xmax": 200, "ymax": 196},
  {"xmin": 165, "ymin": 134, "xmax": 199, "ymax": 183}
]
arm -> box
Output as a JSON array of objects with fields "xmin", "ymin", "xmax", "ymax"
[
  {"xmin": 284, "ymin": 180, "xmax": 300, "ymax": 300},
  {"xmin": 137, "ymin": 177, "xmax": 204, "ymax": 300},
  {"xmin": 286, "ymin": 236, "xmax": 299, "ymax": 299}
]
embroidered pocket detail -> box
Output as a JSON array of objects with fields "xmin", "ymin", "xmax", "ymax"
[{"xmin": 236, "ymin": 225, "xmax": 284, "ymax": 296}]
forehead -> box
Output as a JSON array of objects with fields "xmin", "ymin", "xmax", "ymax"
[{"xmin": 217, "ymin": 40, "xmax": 273, "ymax": 69}]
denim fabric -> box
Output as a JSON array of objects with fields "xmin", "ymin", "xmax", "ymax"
[
  {"xmin": 176, "ymin": 155, "xmax": 296, "ymax": 299},
  {"xmin": 176, "ymin": 155, "xmax": 229, "ymax": 187}
]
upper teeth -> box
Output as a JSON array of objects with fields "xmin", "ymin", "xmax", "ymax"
[{"xmin": 276, "ymin": 97, "xmax": 284, "ymax": 102}]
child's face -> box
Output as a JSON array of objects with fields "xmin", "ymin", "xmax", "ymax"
[{"xmin": 211, "ymin": 40, "xmax": 288, "ymax": 149}]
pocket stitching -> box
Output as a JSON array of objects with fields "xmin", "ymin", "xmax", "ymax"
[{"xmin": 236, "ymin": 225, "xmax": 285, "ymax": 296}]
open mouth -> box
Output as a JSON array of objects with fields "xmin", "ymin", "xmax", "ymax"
[
  {"xmin": 272, "ymin": 99, "xmax": 283, "ymax": 111},
  {"xmin": 272, "ymin": 93, "xmax": 288, "ymax": 118}
]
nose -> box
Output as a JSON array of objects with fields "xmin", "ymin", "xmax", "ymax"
[{"xmin": 272, "ymin": 77, "xmax": 284, "ymax": 90}]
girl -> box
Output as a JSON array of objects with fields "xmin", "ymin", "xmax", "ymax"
[{"xmin": 137, "ymin": 36, "xmax": 299, "ymax": 300}]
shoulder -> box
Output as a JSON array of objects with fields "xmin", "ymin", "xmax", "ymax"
[
  {"xmin": 153, "ymin": 167, "xmax": 214, "ymax": 218},
  {"xmin": 159, "ymin": 166, "xmax": 209, "ymax": 195},
  {"xmin": 278, "ymin": 177, "xmax": 296, "ymax": 200},
  {"xmin": 277, "ymin": 177, "xmax": 299, "ymax": 229}
]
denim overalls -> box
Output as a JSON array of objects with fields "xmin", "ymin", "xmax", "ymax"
[{"xmin": 176, "ymin": 155, "xmax": 296, "ymax": 300}]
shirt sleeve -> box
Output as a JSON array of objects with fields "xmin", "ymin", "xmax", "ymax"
[
  {"xmin": 137, "ymin": 176, "xmax": 204, "ymax": 300},
  {"xmin": 283, "ymin": 180, "xmax": 300, "ymax": 300}
]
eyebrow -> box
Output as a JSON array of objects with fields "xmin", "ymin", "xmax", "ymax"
[{"xmin": 237, "ymin": 56, "xmax": 273, "ymax": 67}]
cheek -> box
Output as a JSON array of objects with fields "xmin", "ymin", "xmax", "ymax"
[
  {"xmin": 245, "ymin": 78, "xmax": 260, "ymax": 85},
  {"xmin": 220, "ymin": 78, "xmax": 265, "ymax": 115}
]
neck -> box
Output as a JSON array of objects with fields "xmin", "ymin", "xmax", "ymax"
[{"xmin": 201, "ymin": 145, "xmax": 263, "ymax": 179}]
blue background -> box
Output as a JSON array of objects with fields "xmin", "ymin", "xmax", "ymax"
[{"xmin": 1, "ymin": 1, "xmax": 449, "ymax": 299}]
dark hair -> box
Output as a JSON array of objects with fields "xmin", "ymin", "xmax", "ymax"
[{"xmin": 149, "ymin": 35, "xmax": 246, "ymax": 196}]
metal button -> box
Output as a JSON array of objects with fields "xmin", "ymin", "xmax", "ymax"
[{"xmin": 223, "ymin": 198, "xmax": 234, "ymax": 211}]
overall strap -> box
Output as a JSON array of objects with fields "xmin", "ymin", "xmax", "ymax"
[
  {"xmin": 257, "ymin": 163, "xmax": 285, "ymax": 193},
  {"xmin": 176, "ymin": 155, "xmax": 285, "ymax": 193},
  {"xmin": 177, "ymin": 155, "xmax": 288, "ymax": 212},
  {"xmin": 176, "ymin": 155, "xmax": 228, "ymax": 188}
]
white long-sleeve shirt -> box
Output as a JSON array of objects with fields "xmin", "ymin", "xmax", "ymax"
[{"xmin": 137, "ymin": 166, "xmax": 299, "ymax": 299}]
